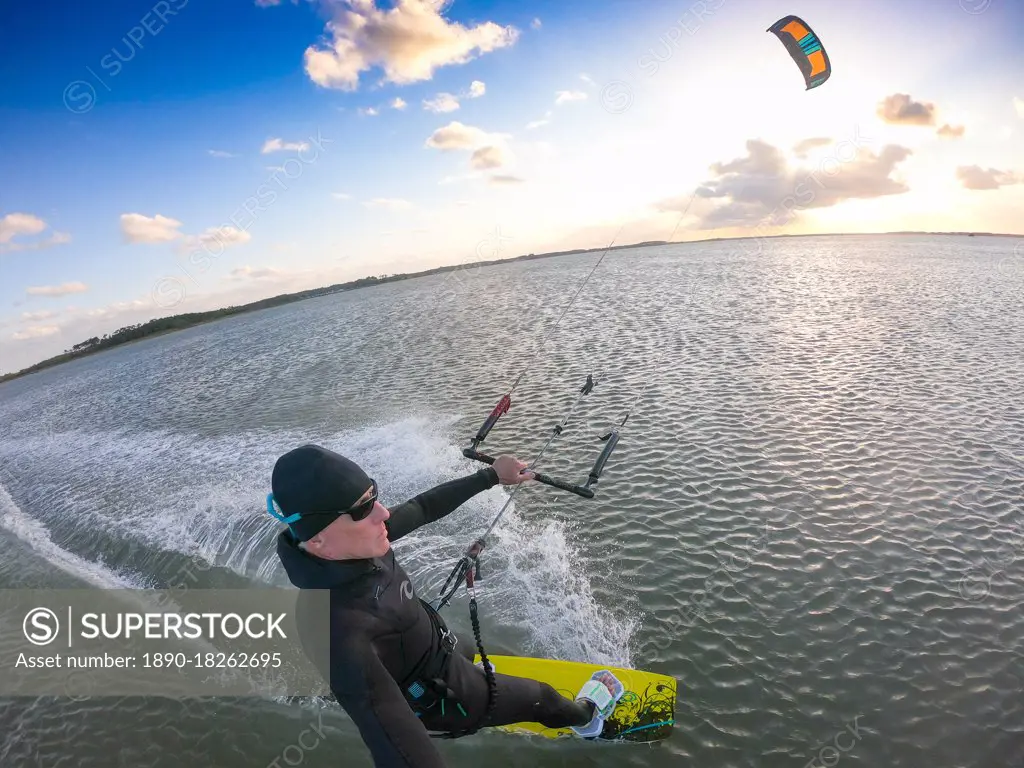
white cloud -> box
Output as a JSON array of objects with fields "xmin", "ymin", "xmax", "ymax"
[
  {"xmin": 792, "ymin": 137, "xmax": 833, "ymax": 158},
  {"xmin": 426, "ymin": 121, "xmax": 513, "ymax": 176},
  {"xmin": 425, "ymin": 121, "xmax": 505, "ymax": 150},
  {"xmin": 362, "ymin": 198, "xmax": 414, "ymax": 210},
  {"xmin": 937, "ymin": 124, "xmax": 965, "ymax": 139},
  {"xmin": 358, "ymin": 106, "xmax": 380, "ymax": 116},
  {"xmin": 877, "ymin": 93, "xmax": 937, "ymax": 126},
  {"xmin": 21, "ymin": 311, "xmax": 57, "ymax": 321},
  {"xmin": 120, "ymin": 213, "xmax": 183, "ymax": 244},
  {"xmin": 12, "ymin": 325, "xmax": 60, "ymax": 341},
  {"xmin": 26, "ymin": 282, "xmax": 89, "ymax": 297},
  {"xmin": 1, "ymin": 232, "xmax": 71, "ymax": 254},
  {"xmin": 956, "ymin": 165, "xmax": 1022, "ymax": 190},
  {"xmin": 470, "ymin": 145, "xmax": 507, "ymax": 170},
  {"xmin": 0, "ymin": 213, "xmax": 46, "ymax": 243},
  {"xmin": 207, "ymin": 149, "xmax": 237, "ymax": 158},
  {"xmin": 230, "ymin": 265, "xmax": 285, "ymax": 280},
  {"xmin": 424, "ymin": 93, "xmax": 460, "ymax": 113},
  {"xmin": 0, "ymin": 212, "xmax": 71, "ymax": 254},
  {"xmin": 303, "ymin": 0, "xmax": 519, "ymax": 90},
  {"xmin": 489, "ymin": 174, "xmax": 524, "ymax": 185},
  {"xmin": 425, "ymin": 80, "xmax": 484, "ymax": 112},
  {"xmin": 579, "ymin": 73, "xmax": 595, "ymax": 87},
  {"xmin": 391, "ymin": 97, "xmax": 407, "ymax": 110},
  {"xmin": 555, "ymin": 90, "xmax": 587, "ymax": 105},
  {"xmin": 1014, "ymin": 97, "xmax": 1024, "ymax": 119},
  {"xmin": 333, "ymin": 192, "xmax": 353, "ymax": 200},
  {"xmin": 184, "ymin": 225, "xmax": 252, "ymax": 252},
  {"xmin": 261, "ymin": 137, "xmax": 310, "ymax": 153},
  {"xmin": 85, "ymin": 299, "xmax": 147, "ymax": 319},
  {"xmin": 526, "ymin": 111, "xmax": 551, "ymax": 129},
  {"xmin": 531, "ymin": 18, "xmax": 542, "ymax": 30},
  {"xmin": 662, "ymin": 138, "xmax": 914, "ymax": 229}
]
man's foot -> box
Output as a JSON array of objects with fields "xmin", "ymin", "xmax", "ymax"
[{"xmin": 570, "ymin": 670, "xmax": 624, "ymax": 739}]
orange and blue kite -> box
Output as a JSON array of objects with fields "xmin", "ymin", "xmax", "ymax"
[{"xmin": 767, "ymin": 15, "xmax": 831, "ymax": 90}]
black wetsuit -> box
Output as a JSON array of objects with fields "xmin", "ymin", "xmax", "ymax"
[{"xmin": 275, "ymin": 466, "xmax": 592, "ymax": 767}]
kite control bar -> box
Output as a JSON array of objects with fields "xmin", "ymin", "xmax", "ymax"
[
  {"xmin": 463, "ymin": 374, "xmax": 624, "ymax": 500},
  {"xmin": 586, "ymin": 429, "xmax": 620, "ymax": 492},
  {"xmin": 462, "ymin": 447, "xmax": 596, "ymax": 499},
  {"xmin": 463, "ymin": 428, "xmax": 621, "ymax": 500}
]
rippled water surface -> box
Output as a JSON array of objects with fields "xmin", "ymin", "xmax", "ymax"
[{"xmin": 1, "ymin": 234, "xmax": 1023, "ymax": 767}]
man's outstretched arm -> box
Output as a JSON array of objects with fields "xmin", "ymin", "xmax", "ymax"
[
  {"xmin": 385, "ymin": 468, "xmax": 499, "ymax": 542},
  {"xmin": 386, "ymin": 455, "xmax": 536, "ymax": 542}
]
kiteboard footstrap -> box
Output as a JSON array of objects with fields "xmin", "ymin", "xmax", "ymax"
[{"xmin": 571, "ymin": 670, "xmax": 625, "ymax": 738}]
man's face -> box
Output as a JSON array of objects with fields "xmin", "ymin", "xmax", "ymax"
[{"xmin": 304, "ymin": 484, "xmax": 391, "ymax": 560}]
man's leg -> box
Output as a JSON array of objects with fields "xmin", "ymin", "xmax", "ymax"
[
  {"xmin": 418, "ymin": 664, "xmax": 593, "ymax": 734},
  {"xmin": 480, "ymin": 671, "xmax": 595, "ymax": 729},
  {"xmin": 420, "ymin": 655, "xmax": 615, "ymax": 735}
]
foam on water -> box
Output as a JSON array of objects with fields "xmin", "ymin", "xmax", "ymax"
[
  {"xmin": 0, "ymin": 407, "xmax": 636, "ymax": 665},
  {"xmin": 0, "ymin": 481, "xmax": 149, "ymax": 589},
  {"xmin": 489, "ymin": 512, "xmax": 639, "ymax": 667}
]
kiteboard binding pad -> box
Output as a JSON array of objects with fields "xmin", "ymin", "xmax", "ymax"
[
  {"xmin": 570, "ymin": 669, "xmax": 625, "ymax": 738},
  {"xmin": 472, "ymin": 654, "xmax": 676, "ymax": 743}
]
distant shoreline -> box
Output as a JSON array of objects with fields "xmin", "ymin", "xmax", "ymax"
[{"xmin": 2, "ymin": 229, "xmax": 1020, "ymax": 385}]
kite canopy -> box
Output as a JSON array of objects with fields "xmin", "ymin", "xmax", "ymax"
[{"xmin": 767, "ymin": 15, "xmax": 831, "ymax": 90}]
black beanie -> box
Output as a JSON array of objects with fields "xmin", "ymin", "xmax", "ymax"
[{"xmin": 271, "ymin": 444, "xmax": 374, "ymax": 541}]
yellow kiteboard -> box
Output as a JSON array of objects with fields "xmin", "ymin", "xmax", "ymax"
[{"xmin": 472, "ymin": 654, "xmax": 676, "ymax": 743}]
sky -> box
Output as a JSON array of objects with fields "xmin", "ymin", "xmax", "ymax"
[{"xmin": 1, "ymin": 0, "xmax": 1023, "ymax": 375}]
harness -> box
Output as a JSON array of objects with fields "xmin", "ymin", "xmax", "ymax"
[{"xmin": 399, "ymin": 599, "xmax": 469, "ymax": 722}]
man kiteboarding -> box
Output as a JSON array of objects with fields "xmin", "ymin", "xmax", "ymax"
[{"xmin": 267, "ymin": 443, "xmax": 624, "ymax": 767}]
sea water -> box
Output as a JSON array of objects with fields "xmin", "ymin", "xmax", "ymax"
[{"xmin": 0, "ymin": 234, "xmax": 1021, "ymax": 767}]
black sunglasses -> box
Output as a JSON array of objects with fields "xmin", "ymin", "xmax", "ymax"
[
  {"xmin": 267, "ymin": 479, "xmax": 379, "ymax": 527},
  {"xmin": 339, "ymin": 478, "xmax": 378, "ymax": 521}
]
